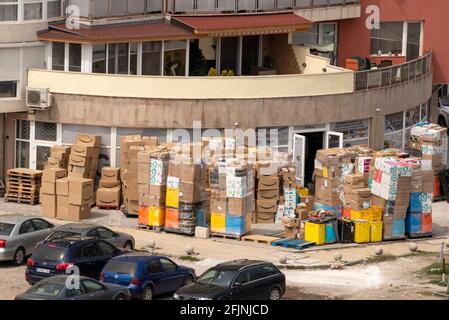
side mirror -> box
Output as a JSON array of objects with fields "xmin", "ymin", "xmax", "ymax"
[{"xmin": 232, "ymin": 282, "xmax": 242, "ymax": 288}]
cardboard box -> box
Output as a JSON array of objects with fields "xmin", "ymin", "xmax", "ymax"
[
  {"xmin": 228, "ymin": 196, "xmax": 252, "ymax": 215},
  {"xmin": 68, "ymin": 165, "xmax": 90, "ymax": 178},
  {"xmin": 56, "ymin": 195, "xmax": 69, "ymax": 220},
  {"xmin": 179, "ymin": 163, "xmax": 201, "ymax": 182},
  {"xmin": 257, "ymin": 189, "xmax": 279, "ymax": 201},
  {"xmin": 99, "ymin": 180, "xmax": 120, "ymax": 188},
  {"xmin": 148, "ymin": 196, "xmax": 165, "ymax": 207},
  {"xmin": 101, "ymin": 167, "xmax": 120, "ymax": 182},
  {"xmin": 71, "ymin": 145, "xmax": 97, "ymax": 158},
  {"xmin": 42, "ymin": 168, "xmax": 67, "ymax": 183},
  {"xmin": 41, "ymin": 194, "xmax": 56, "ymax": 218},
  {"xmin": 45, "ymin": 157, "xmax": 65, "ymax": 169},
  {"xmin": 372, "ymin": 195, "xmax": 386, "ymax": 209},
  {"xmin": 75, "ymin": 134, "xmax": 101, "ymax": 148},
  {"xmin": 149, "ymin": 184, "xmax": 166, "ymax": 198},
  {"xmin": 300, "ymin": 195, "xmax": 314, "ymax": 211},
  {"xmin": 68, "ymin": 178, "xmax": 94, "ymax": 205},
  {"xmin": 256, "ymin": 200, "xmax": 277, "ymax": 213},
  {"xmin": 256, "ymin": 212, "xmax": 275, "ymax": 224},
  {"xmin": 56, "ymin": 177, "xmax": 70, "ymax": 196},
  {"xmin": 282, "ymin": 217, "xmax": 300, "ymax": 228},
  {"xmin": 68, "ymin": 204, "xmax": 91, "ymax": 221},
  {"xmin": 69, "ymin": 155, "xmax": 91, "ymax": 168},
  {"xmin": 143, "ymin": 136, "xmax": 158, "ymax": 147},
  {"xmin": 344, "ymin": 174, "xmax": 365, "ymax": 188},
  {"xmin": 284, "ymin": 226, "xmax": 300, "ymax": 239},
  {"xmin": 96, "ymin": 187, "xmax": 121, "ymax": 207},
  {"xmin": 179, "ymin": 182, "xmax": 200, "ymax": 203},
  {"xmin": 346, "ymin": 188, "xmax": 372, "ymax": 202},
  {"xmin": 257, "ymin": 175, "xmax": 279, "ymax": 191},
  {"xmin": 41, "ymin": 181, "xmax": 56, "ymax": 195}
]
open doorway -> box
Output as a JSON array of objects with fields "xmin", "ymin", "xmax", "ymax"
[{"xmin": 302, "ymin": 132, "xmax": 324, "ymax": 190}]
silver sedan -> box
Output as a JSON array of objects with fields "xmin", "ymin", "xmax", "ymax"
[
  {"xmin": 44, "ymin": 223, "xmax": 135, "ymax": 250},
  {"xmin": 0, "ymin": 214, "xmax": 55, "ymax": 265}
]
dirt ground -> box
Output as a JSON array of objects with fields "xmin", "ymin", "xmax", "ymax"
[{"xmin": 1, "ymin": 253, "xmax": 446, "ymax": 300}]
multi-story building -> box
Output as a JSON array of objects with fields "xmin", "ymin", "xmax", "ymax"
[{"xmin": 0, "ymin": 0, "xmax": 441, "ymax": 186}]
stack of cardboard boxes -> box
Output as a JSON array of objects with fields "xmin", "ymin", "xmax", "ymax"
[
  {"xmin": 276, "ymin": 167, "xmax": 297, "ymax": 223},
  {"xmin": 411, "ymin": 123, "xmax": 448, "ymax": 173},
  {"xmin": 45, "ymin": 146, "xmax": 71, "ymax": 169},
  {"xmin": 68, "ymin": 134, "xmax": 101, "ymax": 180},
  {"xmin": 344, "ymin": 174, "xmax": 371, "ymax": 212},
  {"xmin": 371, "ymin": 157, "xmax": 415, "ymax": 240},
  {"xmin": 40, "ymin": 168, "xmax": 67, "ymax": 217},
  {"xmin": 256, "ymin": 164, "xmax": 279, "ymax": 224},
  {"xmin": 137, "ymin": 147, "xmax": 170, "ymax": 228},
  {"xmin": 96, "ymin": 167, "xmax": 121, "ymax": 209}
]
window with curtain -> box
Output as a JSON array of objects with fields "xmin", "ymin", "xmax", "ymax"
[
  {"xmin": 370, "ymin": 22, "xmax": 404, "ymax": 55},
  {"xmin": 52, "ymin": 42, "xmax": 65, "ymax": 71},
  {"xmin": 47, "ymin": 0, "xmax": 61, "ymax": 18},
  {"xmin": 23, "ymin": 0, "xmax": 43, "ymax": 20},
  {"xmin": 0, "ymin": 0, "xmax": 18, "ymax": 21}
]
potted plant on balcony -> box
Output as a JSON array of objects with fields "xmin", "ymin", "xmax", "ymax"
[{"xmin": 208, "ymin": 67, "xmax": 217, "ymax": 76}]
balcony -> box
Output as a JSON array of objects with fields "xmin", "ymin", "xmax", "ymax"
[
  {"xmin": 354, "ymin": 52, "xmax": 433, "ymax": 91},
  {"xmin": 168, "ymin": 0, "xmax": 360, "ymax": 14}
]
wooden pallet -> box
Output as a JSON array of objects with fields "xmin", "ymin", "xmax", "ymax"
[
  {"xmin": 210, "ymin": 232, "xmax": 242, "ymax": 241},
  {"xmin": 7, "ymin": 168, "xmax": 42, "ymax": 178},
  {"xmin": 97, "ymin": 205, "xmax": 120, "ymax": 210},
  {"xmin": 5, "ymin": 194, "xmax": 40, "ymax": 206},
  {"xmin": 241, "ymin": 234, "xmax": 280, "ymax": 245},
  {"xmin": 6, "ymin": 184, "xmax": 40, "ymax": 191},
  {"xmin": 271, "ymin": 238, "xmax": 316, "ymax": 250}
]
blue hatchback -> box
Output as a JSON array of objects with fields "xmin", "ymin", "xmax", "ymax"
[{"xmin": 100, "ymin": 253, "xmax": 196, "ymax": 300}]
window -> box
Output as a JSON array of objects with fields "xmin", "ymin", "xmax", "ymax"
[
  {"xmin": 407, "ymin": 22, "xmax": 422, "ymax": 61},
  {"xmin": 23, "ymin": 0, "xmax": 43, "ymax": 20},
  {"xmin": 96, "ymin": 227, "xmax": 114, "ymax": 239},
  {"xmin": 130, "ymin": 43, "xmax": 138, "ymax": 75},
  {"xmin": 164, "ymin": 40, "xmax": 186, "ymax": 76},
  {"xmin": 249, "ymin": 267, "xmax": 272, "ymax": 282},
  {"xmin": 331, "ymin": 120, "xmax": 369, "ymax": 148},
  {"xmin": 82, "ymin": 280, "xmax": 105, "ymax": 293},
  {"xmin": 0, "ymin": 1, "xmax": 18, "ymax": 21},
  {"xmin": 220, "ymin": 37, "xmax": 238, "ymax": 75},
  {"xmin": 147, "ymin": 260, "xmax": 162, "ymax": 273},
  {"xmin": 29, "ymin": 283, "xmax": 64, "ymax": 297},
  {"xmin": 258, "ymin": 265, "xmax": 279, "ymax": 277},
  {"xmin": 66, "ymin": 288, "xmax": 84, "ymax": 298},
  {"xmin": 370, "ymin": 22, "xmax": 403, "ymax": 55},
  {"xmin": 69, "ymin": 43, "xmax": 82, "ymax": 72},
  {"xmin": 0, "ymin": 81, "xmax": 17, "ymax": 98},
  {"xmin": 81, "ymin": 243, "xmax": 101, "ymax": 258},
  {"xmin": 257, "ymin": 127, "xmax": 289, "ymax": 152},
  {"xmin": 142, "ymin": 41, "xmax": 162, "ymax": 75},
  {"xmin": 98, "ymin": 241, "xmax": 116, "ymax": 256},
  {"xmin": 92, "ymin": 44, "xmax": 107, "ymax": 73},
  {"xmin": 52, "ymin": 42, "xmax": 65, "ymax": 71},
  {"xmin": 31, "ymin": 219, "xmax": 52, "ymax": 230},
  {"xmin": 35, "ymin": 121, "xmax": 57, "ymax": 141},
  {"xmin": 117, "ymin": 43, "xmax": 129, "ymax": 74},
  {"xmin": 47, "ymin": 0, "xmax": 61, "ymax": 18},
  {"xmin": 160, "ymin": 258, "xmax": 177, "ymax": 272},
  {"xmin": 19, "ymin": 220, "xmax": 35, "ymax": 234},
  {"xmin": 233, "ymin": 270, "xmax": 250, "ymax": 286}
]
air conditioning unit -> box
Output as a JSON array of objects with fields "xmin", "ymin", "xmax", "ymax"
[{"xmin": 26, "ymin": 87, "xmax": 52, "ymax": 111}]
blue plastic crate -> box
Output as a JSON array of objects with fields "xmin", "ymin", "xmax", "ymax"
[
  {"xmin": 325, "ymin": 222, "xmax": 337, "ymax": 244},
  {"xmin": 225, "ymin": 214, "xmax": 247, "ymax": 236}
]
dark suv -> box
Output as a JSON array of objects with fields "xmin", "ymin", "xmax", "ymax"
[
  {"xmin": 174, "ymin": 259, "xmax": 286, "ymax": 300},
  {"xmin": 25, "ymin": 236, "xmax": 124, "ymax": 285}
]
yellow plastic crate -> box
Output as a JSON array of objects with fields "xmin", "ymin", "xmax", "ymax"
[
  {"xmin": 211, "ymin": 212, "xmax": 226, "ymax": 234},
  {"xmin": 364, "ymin": 206, "xmax": 383, "ymax": 222},
  {"xmin": 350, "ymin": 210, "xmax": 365, "ymax": 220},
  {"xmin": 166, "ymin": 187, "xmax": 179, "ymax": 208},
  {"xmin": 370, "ymin": 221, "xmax": 383, "ymax": 242},
  {"xmin": 149, "ymin": 206, "xmax": 166, "ymax": 227},
  {"xmin": 304, "ymin": 222, "xmax": 325, "ymax": 245},
  {"xmin": 354, "ymin": 220, "xmax": 370, "ymax": 243},
  {"xmin": 298, "ymin": 187, "xmax": 309, "ymax": 197}
]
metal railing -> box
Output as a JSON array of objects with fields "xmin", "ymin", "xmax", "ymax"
[
  {"xmin": 354, "ymin": 52, "xmax": 432, "ymax": 91},
  {"xmin": 167, "ymin": 0, "xmax": 360, "ymax": 14}
]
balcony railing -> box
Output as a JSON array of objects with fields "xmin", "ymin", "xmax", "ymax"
[
  {"xmin": 167, "ymin": 0, "xmax": 360, "ymax": 14},
  {"xmin": 354, "ymin": 52, "xmax": 432, "ymax": 91}
]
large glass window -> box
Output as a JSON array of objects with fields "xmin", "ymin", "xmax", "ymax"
[
  {"xmin": 117, "ymin": 43, "xmax": 129, "ymax": 74},
  {"xmin": 220, "ymin": 37, "xmax": 238, "ymax": 75},
  {"xmin": 0, "ymin": 1, "xmax": 18, "ymax": 21},
  {"xmin": 23, "ymin": 0, "xmax": 43, "ymax": 20},
  {"xmin": 47, "ymin": 0, "xmax": 61, "ymax": 18},
  {"xmin": 69, "ymin": 43, "xmax": 81, "ymax": 72},
  {"xmin": 164, "ymin": 40, "xmax": 186, "ymax": 76},
  {"xmin": 407, "ymin": 22, "xmax": 421, "ymax": 61},
  {"xmin": 92, "ymin": 44, "xmax": 107, "ymax": 73},
  {"xmin": 371, "ymin": 22, "xmax": 403, "ymax": 55},
  {"xmin": 242, "ymin": 36, "xmax": 260, "ymax": 76},
  {"xmin": 108, "ymin": 44, "xmax": 117, "ymax": 74},
  {"xmin": 142, "ymin": 41, "xmax": 162, "ymax": 75},
  {"xmin": 189, "ymin": 38, "xmax": 217, "ymax": 76},
  {"xmin": 331, "ymin": 119, "xmax": 369, "ymax": 147},
  {"xmin": 130, "ymin": 43, "xmax": 138, "ymax": 75},
  {"xmin": 52, "ymin": 42, "xmax": 65, "ymax": 71}
]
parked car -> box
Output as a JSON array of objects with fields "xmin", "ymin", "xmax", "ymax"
[
  {"xmin": 25, "ymin": 236, "xmax": 124, "ymax": 285},
  {"xmin": 438, "ymin": 96, "xmax": 449, "ymax": 128},
  {"xmin": 44, "ymin": 223, "xmax": 135, "ymax": 250},
  {"xmin": 174, "ymin": 259, "xmax": 286, "ymax": 300},
  {"xmin": 101, "ymin": 253, "xmax": 196, "ymax": 300},
  {"xmin": 0, "ymin": 214, "xmax": 55, "ymax": 265},
  {"xmin": 15, "ymin": 275, "xmax": 131, "ymax": 300}
]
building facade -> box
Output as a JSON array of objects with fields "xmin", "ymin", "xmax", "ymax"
[{"xmin": 0, "ymin": 0, "xmax": 440, "ymax": 183}]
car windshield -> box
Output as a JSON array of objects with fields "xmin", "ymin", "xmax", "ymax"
[
  {"xmin": 32, "ymin": 245, "xmax": 67, "ymax": 262},
  {"xmin": 103, "ymin": 260, "xmax": 137, "ymax": 276},
  {"xmin": 28, "ymin": 283, "xmax": 64, "ymax": 297},
  {"xmin": 197, "ymin": 269, "xmax": 238, "ymax": 288},
  {"xmin": 47, "ymin": 230, "xmax": 80, "ymax": 241},
  {"xmin": 0, "ymin": 223, "xmax": 15, "ymax": 236}
]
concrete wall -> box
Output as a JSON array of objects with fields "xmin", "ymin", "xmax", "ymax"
[
  {"xmin": 27, "ymin": 68, "xmax": 355, "ymax": 100},
  {"xmin": 263, "ymin": 34, "xmax": 302, "ymax": 75},
  {"xmin": 0, "ymin": 22, "xmax": 48, "ymax": 42}
]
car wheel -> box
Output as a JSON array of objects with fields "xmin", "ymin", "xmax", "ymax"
[
  {"xmin": 183, "ymin": 275, "xmax": 194, "ymax": 287},
  {"xmin": 12, "ymin": 248, "xmax": 25, "ymax": 266},
  {"xmin": 269, "ymin": 287, "xmax": 281, "ymax": 301},
  {"xmin": 141, "ymin": 287, "xmax": 153, "ymax": 301},
  {"xmin": 124, "ymin": 241, "xmax": 133, "ymax": 250},
  {"xmin": 115, "ymin": 294, "xmax": 126, "ymax": 301}
]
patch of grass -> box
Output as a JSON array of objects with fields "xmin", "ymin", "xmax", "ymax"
[
  {"xmin": 365, "ymin": 254, "xmax": 397, "ymax": 264},
  {"xmin": 179, "ymin": 255, "xmax": 201, "ymax": 262},
  {"xmin": 421, "ymin": 262, "xmax": 449, "ymax": 276}
]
